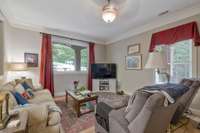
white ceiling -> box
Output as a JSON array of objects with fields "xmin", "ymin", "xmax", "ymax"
[{"xmin": 1, "ymin": 0, "xmax": 200, "ymax": 44}]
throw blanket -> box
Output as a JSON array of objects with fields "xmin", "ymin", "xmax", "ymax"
[
  {"xmin": 142, "ymin": 83, "xmax": 189, "ymax": 105},
  {"xmin": 96, "ymin": 102, "xmax": 113, "ymax": 132}
]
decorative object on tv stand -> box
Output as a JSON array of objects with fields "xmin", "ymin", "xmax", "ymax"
[
  {"xmin": 125, "ymin": 55, "xmax": 142, "ymax": 70},
  {"xmin": 24, "ymin": 53, "xmax": 38, "ymax": 67},
  {"xmin": 127, "ymin": 44, "xmax": 140, "ymax": 55},
  {"xmin": 0, "ymin": 92, "xmax": 10, "ymax": 129},
  {"xmin": 145, "ymin": 51, "xmax": 170, "ymax": 83}
]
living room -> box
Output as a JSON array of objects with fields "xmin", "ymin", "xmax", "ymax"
[{"xmin": 0, "ymin": 0, "xmax": 200, "ymax": 133}]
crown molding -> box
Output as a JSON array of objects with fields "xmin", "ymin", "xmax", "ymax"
[
  {"xmin": 1, "ymin": 1, "xmax": 200, "ymax": 45},
  {"xmin": 0, "ymin": 2, "xmax": 106, "ymax": 44},
  {"xmin": 106, "ymin": 4, "xmax": 200, "ymax": 44}
]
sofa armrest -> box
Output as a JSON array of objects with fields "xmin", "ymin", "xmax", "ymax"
[
  {"xmin": 33, "ymin": 86, "xmax": 44, "ymax": 91},
  {"xmin": 13, "ymin": 104, "xmax": 49, "ymax": 127}
]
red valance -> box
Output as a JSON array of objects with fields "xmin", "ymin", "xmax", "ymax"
[{"xmin": 149, "ymin": 21, "xmax": 200, "ymax": 52}]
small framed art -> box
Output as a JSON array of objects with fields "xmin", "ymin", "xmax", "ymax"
[
  {"xmin": 125, "ymin": 55, "xmax": 142, "ymax": 70},
  {"xmin": 127, "ymin": 44, "xmax": 140, "ymax": 55},
  {"xmin": 24, "ymin": 53, "xmax": 38, "ymax": 67}
]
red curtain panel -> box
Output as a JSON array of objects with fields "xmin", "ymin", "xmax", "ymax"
[
  {"xmin": 88, "ymin": 42, "xmax": 95, "ymax": 91},
  {"xmin": 149, "ymin": 21, "xmax": 200, "ymax": 52},
  {"xmin": 40, "ymin": 33, "xmax": 54, "ymax": 96}
]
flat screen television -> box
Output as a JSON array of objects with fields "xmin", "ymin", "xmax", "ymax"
[{"xmin": 91, "ymin": 63, "xmax": 116, "ymax": 79}]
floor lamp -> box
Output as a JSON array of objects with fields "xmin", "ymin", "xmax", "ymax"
[{"xmin": 145, "ymin": 51, "xmax": 170, "ymax": 83}]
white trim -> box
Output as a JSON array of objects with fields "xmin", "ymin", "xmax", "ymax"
[
  {"xmin": 1, "ymin": 2, "xmax": 200, "ymax": 45},
  {"xmin": 54, "ymin": 92, "xmax": 66, "ymax": 97},
  {"xmin": 54, "ymin": 71, "xmax": 88, "ymax": 75}
]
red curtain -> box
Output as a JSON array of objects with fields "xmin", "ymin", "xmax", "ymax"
[
  {"xmin": 88, "ymin": 42, "xmax": 95, "ymax": 91},
  {"xmin": 40, "ymin": 33, "xmax": 54, "ymax": 96},
  {"xmin": 149, "ymin": 21, "xmax": 200, "ymax": 52}
]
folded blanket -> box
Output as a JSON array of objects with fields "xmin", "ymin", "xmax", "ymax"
[
  {"xmin": 141, "ymin": 83, "xmax": 189, "ymax": 106},
  {"xmin": 96, "ymin": 102, "xmax": 113, "ymax": 132}
]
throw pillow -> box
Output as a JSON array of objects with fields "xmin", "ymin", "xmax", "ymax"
[
  {"xmin": 21, "ymin": 81, "xmax": 31, "ymax": 90},
  {"xmin": 125, "ymin": 92, "xmax": 150, "ymax": 122},
  {"xmin": 12, "ymin": 92, "xmax": 28, "ymax": 105},
  {"xmin": 15, "ymin": 78, "xmax": 34, "ymax": 90},
  {"xmin": 15, "ymin": 83, "xmax": 26, "ymax": 94},
  {"xmin": 14, "ymin": 83, "xmax": 32, "ymax": 99},
  {"xmin": 21, "ymin": 82, "xmax": 34, "ymax": 97}
]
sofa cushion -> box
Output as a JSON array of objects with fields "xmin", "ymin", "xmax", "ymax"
[
  {"xmin": 28, "ymin": 90, "xmax": 54, "ymax": 104},
  {"xmin": 125, "ymin": 91, "xmax": 150, "ymax": 122},
  {"xmin": 1, "ymin": 82, "xmax": 15, "ymax": 91},
  {"xmin": 15, "ymin": 78, "xmax": 35, "ymax": 90},
  {"xmin": 1, "ymin": 90, "xmax": 18, "ymax": 110}
]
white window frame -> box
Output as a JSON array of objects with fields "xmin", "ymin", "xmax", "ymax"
[
  {"xmin": 52, "ymin": 36, "xmax": 89, "ymax": 75},
  {"xmin": 155, "ymin": 39, "xmax": 197, "ymax": 84}
]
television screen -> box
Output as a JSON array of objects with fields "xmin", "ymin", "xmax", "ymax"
[{"xmin": 91, "ymin": 64, "xmax": 116, "ymax": 79}]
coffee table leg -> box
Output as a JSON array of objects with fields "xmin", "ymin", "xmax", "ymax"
[
  {"xmin": 66, "ymin": 91, "xmax": 68, "ymax": 103},
  {"xmin": 75, "ymin": 101, "xmax": 81, "ymax": 117}
]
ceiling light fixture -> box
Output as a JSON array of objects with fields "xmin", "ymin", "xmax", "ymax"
[{"xmin": 102, "ymin": 0, "xmax": 117, "ymax": 23}]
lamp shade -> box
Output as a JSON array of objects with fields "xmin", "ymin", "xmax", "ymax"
[
  {"xmin": 7, "ymin": 63, "xmax": 28, "ymax": 71},
  {"xmin": 145, "ymin": 52, "xmax": 167, "ymax": 69}
]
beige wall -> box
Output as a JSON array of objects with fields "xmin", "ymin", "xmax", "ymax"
[
  {"xmin": 2, "ymin": 22, "xmax": 106, "ymax": 95},
  {"xmin": 3, "ymin": 22, "xmax": 41, "ymax": 86},
  {"xmin": 106, "ymin": 14, "xmax": 200, "ymax": 109},
  {"xmin": 0, "ymin": 21, "xmax": 3, "ymax": 76}
]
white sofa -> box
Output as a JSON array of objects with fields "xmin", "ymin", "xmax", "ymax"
[{"xmin": 0, "ymin": 79, "xmax": 64, "ymax": 133}]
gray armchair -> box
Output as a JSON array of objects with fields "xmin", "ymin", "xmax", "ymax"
[{"xmin": 95, "ymin": 79, "xmax": 200, "ymax": 133}]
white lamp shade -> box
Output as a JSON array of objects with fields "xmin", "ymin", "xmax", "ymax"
[
  {"xmin": 7, "ymin": 63, "xmax": 28, "ymax": 71},
  {"xmin": 145, "ymin": 52, "xmax": 167, "ymax": 69}
]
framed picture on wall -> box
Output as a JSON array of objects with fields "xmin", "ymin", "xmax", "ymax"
[
  {"xmin": 127, "ymin": 44, "xmax": 140, "ymax": 55},
  {"xmin": 125, "ymin": 55, "xmax": 142, "ymax": 70},
  {"xmin": 24, "ymin": 53, "xmax": 38, "ymax": 67}
]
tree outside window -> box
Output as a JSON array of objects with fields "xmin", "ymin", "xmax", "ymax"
[{"xmin": 52, "ymin": 43, "xmax": 88, "ymax": 72}]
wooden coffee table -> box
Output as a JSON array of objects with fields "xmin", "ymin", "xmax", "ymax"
[{"xmin": 66, "ymin": 90, "xmax": 98, "ymax": 117}]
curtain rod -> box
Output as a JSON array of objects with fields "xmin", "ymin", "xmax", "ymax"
[{"xmin": 40, "ymin": 32, "xmax": 91, "ymax": 44}]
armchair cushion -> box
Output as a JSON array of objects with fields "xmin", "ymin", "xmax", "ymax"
[
  {"xmin": 128, "ymin": 94, "xmax": 164, "ymax": 133},
  {"xmin": 125, "ymin": 91, "xmax": 150, "ymax": 122},
  {"xmin": 109, "ymin": 108, "xmax": 129, "ymax": 133}
]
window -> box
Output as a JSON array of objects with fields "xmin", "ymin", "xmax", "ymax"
[
  {"xmin": 155, "ymin": 40, "xmax": 193, "ymax": 83},
  {"xmin": 80, "ymin": 48, "xmax": 88, "ymax": 71},
  {"xmin": 53, "ymin": 43, "xmax": 88, "ymax": 72}
]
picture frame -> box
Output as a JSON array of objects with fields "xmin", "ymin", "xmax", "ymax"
[
  {"xmin": 127, "ymin": 44, "xmax": 140, "ymax": 55},
  {"xmin": 24, "ymin": 53, "xmax": 38, "ymax": 67},
  {"xmin": 125, "ymin": 55, "xmax": 142, "ymax": 70}
]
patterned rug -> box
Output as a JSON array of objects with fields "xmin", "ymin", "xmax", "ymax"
[{"xmin": 55, "ymin": 97, "xmax": 96, "ymax": 133}]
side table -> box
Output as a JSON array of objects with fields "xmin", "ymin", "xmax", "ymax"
[{"xmin": 0, "ymin": 111, "xmax": 28, "ymax": 133}]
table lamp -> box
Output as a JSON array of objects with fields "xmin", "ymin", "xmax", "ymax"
[
  {"xmin": 7, "ymin": 62, "xmax": 28, "ymax": 79},
  {"xmin": 145, "ymin": 51, "xmax": 170, "ymax": 83}
]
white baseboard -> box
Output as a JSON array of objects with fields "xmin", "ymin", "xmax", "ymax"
[{"xmin": 55, "ymin": 92, "xmax": 65, "ymax": 97}]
